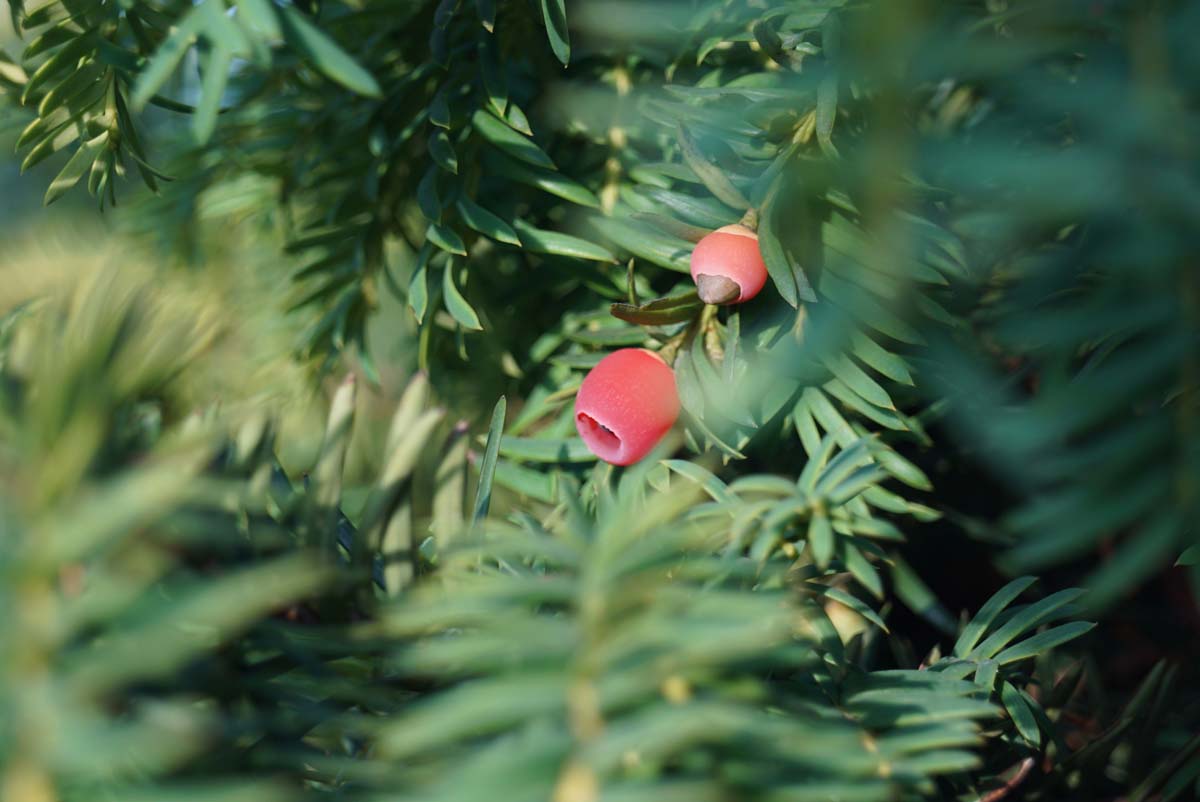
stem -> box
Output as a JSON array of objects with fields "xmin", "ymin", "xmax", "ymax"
[
  {"xmin": 660, "ymin": 304, "xmax": 716, "ymax": 367},
  {"xmin": 658, "ymin": 330, "xmax": 687, "ymax": 367},
  {"xmin": 739, "ymin": 206, "xmax": 760, "ymax": 232},
  {"xmin": 704, "ymin": 315, "xmax": 724, "ymax": 366},
  {"xmin": 791, "ymin": 304, "xmax": 808, "ymax": 346},
  {"xmin": 978, "ymin": 757, "xmax": 1035, "ymax": 802}
]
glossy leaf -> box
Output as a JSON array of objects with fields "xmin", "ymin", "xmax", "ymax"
[
  {"xmin": 808, "ymin": 514, "xmax": 834, "ymax": 569},
  {"xmin": 1001, "ymin": 681, "xmax": 1040, "ymax": 746},
  {"xmin": 953, "ymin": 577, "xmax": 1036, "ymax": 658},
  {"xmin": 993, "ymin": 621, "xmax": 1096, "ymax": 665},
  {"xmin": 408, "ymin": 246, "xmax": 431, "ymax": 323},
  {"xmin": 758, "ymin": 197, "xmax": 800, "ymax": 307},
  {"xmin": 631, "ymin": 212, "xmax": 710, "ymax": 243},
  {"xmin": 497, "ymin": 436, "xmax": 597, "ymax": 464},
  {"xmin": 418, "ymin": 166, "xmax": 442, "ymax": 223},
  {"xmin": 676, "ymin": 124, "xmax": 750, "ymax": 210},
  {"xmin": 471, "ymin": 396, "xmax": 507, "ymax": 522},
  {"xmin": 442, "ymin": 263, "xmax": 483, "ymax": 331},
  {"xmin": 492, "ymin": 157, "xmax": 601, "ymax": 208},
  {"xmin": 539, "ymin": 0, "xmax": 570, "ymax": 65},
  {"xmin": 512, "ymin": 219, "xmax": 615, "ymax": 262},
  {"xmin": 472, "ymin": 109, "xmax": 555, "ymax": 169},
  {"xmin": 279, "ymin": 5, "xmax": 381, "ymax": 97},
  {"xmin": 610, "ymin": 292, "xmax": 702, "ymax": 326},
  {"xmin": 591, "ymin": 216, "xmax": 693, "ymax": 273},
  {"xmin": 427, "ymin": 222, "xmax": 468, "ymax": 256},
  {"xmin": 131, "ymin": 7, "xmax": 205, "ymax": 109},
  {"xmin": 457, "ymin": 197, "xmax": 521, "ymax": 246},
  {"xmin": 44, "ymin": 133, "xmax": 104, "ymax": 205},
  {"xmin": 235, "ymin": 0, "xmax": 281, "ymax": 39},
  {"xmin": 429, "ymin": 130, "xmax": 458, "ymax": 173}
]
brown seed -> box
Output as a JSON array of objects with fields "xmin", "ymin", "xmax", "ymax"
[{"xmin": 695, "ymin": 274, "xmax": 741, "ymax": 305}]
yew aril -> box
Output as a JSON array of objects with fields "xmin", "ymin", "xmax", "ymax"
[
  {"xmin": 689, "ymin": 223, "xmax": 769, "ymax": 305},
  {"xmin": 574, "ymin": 348, "xmax": 680, "ymax": 466}
]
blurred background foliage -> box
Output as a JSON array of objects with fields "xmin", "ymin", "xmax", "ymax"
[{"xmin": 1, "ymin": 0, "xmax": 1199, "ymax": 801}]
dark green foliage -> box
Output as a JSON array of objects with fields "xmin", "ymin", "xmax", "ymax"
[{"xmin": 2, "ymin": 0, "xmax": 1199, "ymax": 801}]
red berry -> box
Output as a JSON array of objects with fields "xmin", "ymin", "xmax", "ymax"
[
  {"xmin": 689, "ymin": 224, "xmax": 769, "ymax": 305},
  {"xmin": 574, "ymin": 348, "xmax": 680, "ymax": 466}
]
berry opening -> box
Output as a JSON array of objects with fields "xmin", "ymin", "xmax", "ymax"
[{"xmin": 576, "ymin": 412, "xmax": 621, "ymax": 459}]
